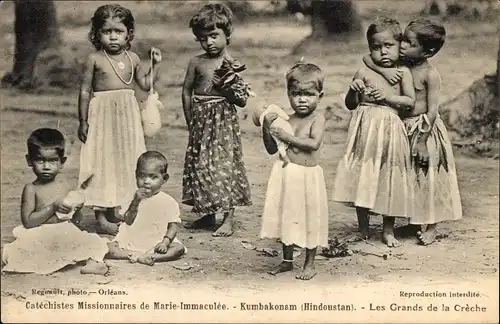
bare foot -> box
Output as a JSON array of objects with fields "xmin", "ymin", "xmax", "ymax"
[
  {"xmin": 184, "ymin": 214, "xmax": 216, "ymax": 229},
  {"xmin": 268, "ymin": 261, "xmax": 293, "ymax": 275},
  {"xmin": 382, "ymin": 233, "xmax": 402, "ymax": 247},
  {"xmin": 128, "ymin": 253, "xmax": 155, "ymax": 266},
  {"xmin": 395, "ymin": 225, "xmax": 421, "ymax": 238},
  {"xmin": 80, "ymin": 259, "xmax": 108, "ymax": 275},
  {"xmin": 417, "ymin": 230, "xmax": 436, "ymax": 246},
  {"xmin": 137, "ymin": 254, "xmax": 155, "ymax": 266},
  {"xmin": 97, "ymin": 219, "xmax": 120, "ymax": 236},
  {"xmin": 296, "ymin": 265, "xmax": 316, "ymax": 280},
  {"xmin": 212, "ymin": 219, "xmax": 234, "ymax": 237}
]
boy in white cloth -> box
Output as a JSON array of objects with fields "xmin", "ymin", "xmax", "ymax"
[
  {"xmin": 252, "ymin": 104, "xmax": 293, "ymax": 166},
  {"xmin": 106, "ymin": 151, "xmax": 186, "ymax": 266}
]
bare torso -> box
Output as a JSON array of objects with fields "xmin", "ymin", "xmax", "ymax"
[
  {"xmin": 406, "ymin": 62, "xmax": 433, "ymax": 117},
  {"xmin": 358, "ymin": 67, "xmax": 404, "ymax": 113},
  {"xmin": 192, "ymin": 53, "xmax": 226, "ymax": 96},
  {"xmin": 92, "ymin": 51, "xmax": 139, "ymax": 92},
  {"xmin": 29, "ymin": 180, "xmax": 72, "ymax": 224},
  {"xmin": 286, "ymin": 112, "xmax": 322, "ymax": 167}
]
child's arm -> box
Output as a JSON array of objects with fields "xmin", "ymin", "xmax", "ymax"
[
  {"xmin": 20, "ymin": 184, "xmax": 71, "ymax": 228},
  {"xmin": 420, "ymin": 69, "xmax": 441, "ymax": 143},
  {"xmin": 123, "ymin": 188, "xmax": 148, "ymax": 225},
  {"xmin": 414, "ymin": 69, "xmax": 441, "ymax": 163},
  {"xmin": 154, "ymin": 222, "xmax": 179, "ymax": 253},
  {"xmin": 182, "ymin": 58, "xmax": 196, "ymax": 128},
  {"xmin": 272, "ymin": 114, "xmax": 326, "ymax": 152},
  {"xmin": 78, "ymin": 53, "xmax": 95, "ymax": 143},
  {"xmin": 363, "ymin": 54, "xmax": 403, "ymax": 85},
  {"xmin": 371, "ymin": 68, "xmax": 415, "ymax": 112},
  {"xmin": 134, "ymin": 48, "xmax": 162, "ymax": 92},
  {"xmin": 345, "ymin": 70, "xmax": 364, "ymax": 110}
]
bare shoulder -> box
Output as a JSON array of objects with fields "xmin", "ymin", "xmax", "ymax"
[
  {"xmin": 354, "ymin": 67, "xmax": 369, "ymax": 79},
  {"xmin": 189, "ymin": 54, "xmax": 206, "ymax": 67},
  {"xmin": 85, "ymin": 51, "xmax": 99, "ymax": 65},
  {"xmin": 22, "ymin": 182, "xmax": 35, "ymax": 195},
  {"xmin": 127, "ymin": 51, "xmax": 141, "ymax": 65},
  {"xmin": 312, "ymin": 112, "xmax": 326, "ymax": 125},
  {"xmin": 426, "ymin": 64, "xmax": 441, "ymax": 83}
]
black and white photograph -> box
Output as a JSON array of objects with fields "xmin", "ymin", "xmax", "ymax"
[{"xmin": 1, "ymin": 0, "xmax": 498, "ymax": 322}]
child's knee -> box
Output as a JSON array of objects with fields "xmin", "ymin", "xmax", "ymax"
[{"xmin": 169, "ymin": 243, "xmax": 186, "ymax": 258}]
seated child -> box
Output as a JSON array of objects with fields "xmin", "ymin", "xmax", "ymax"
[
  {"xmin": 2, "ymin": 128, "xmax": 109, "ymax": 275},
  {"xmin": 252, "ymin": 104, "xmax": 293, "ymax": 166},
  {"xmin": 106, "ymin": 151, "xmax": 186, "ymax": 266}
]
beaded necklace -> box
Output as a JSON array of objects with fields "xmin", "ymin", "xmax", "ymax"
[{"xmin": 103, "ymin": 49, "xmax": 134, "ymax": 85}]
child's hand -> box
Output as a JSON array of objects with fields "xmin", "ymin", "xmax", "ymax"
[
  {"xmin": 369, "ymin": 88, "xmax": 386, "ymax": 102},
  {"xmin": 78, "ymin": 121, "xmax": 89, "ymax": 143},
  {"xmin": 414, "ymin": 141, "xmax": 429, "ymax": 165},
  {"xmin": 381, "ymin": 68, "xmax": 403, "ymax": 85},
  {"xmin": 134, "ymin": 188, "xmax": 150, "ymax": 201},
  {"xmin": 150, "ymin": 47, "xmax": 162, "ymax": 65},
  {"xmin": 53, "ymin": 199, "xmax": 72, "ymax": 214},
  {"xmin": 350, "ymin": 79, "xmax": 366, "ymax": 92},
  {"xmin": 263, "ymin": 112, "xmax": 279, "ymax": 127},
  {"xmin": 270, "ymin": 126, "xmax": 288, "ymax": 141},
  {"xmin": 154, "ymin": 238, "xmax": 171, "ymax": 253}
]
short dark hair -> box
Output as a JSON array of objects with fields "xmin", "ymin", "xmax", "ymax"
[
  {"xmin": 406, "ymin": 18, "xmax": 446, "ymax": 56},
  {"xmin": 89, "ymin": 4, "xmax": 135, "ymax": 50},
  {"xmin": 27, "ymin": 128, "xmax": 65, "ymax": 159},
  {"xmin": 286, "ymin": 62, "xmax": 324, "ymax": 92},
  {"xmin": 136, "ymin": 151, "xmax": 168, "ymax": 175},
  {"xmin": 366, "ymin": 17, "xmax": 403, "ymax": 47},
  {"xmin": 189, "ymin": 3, "xmax": 233, "ymax": 43}
]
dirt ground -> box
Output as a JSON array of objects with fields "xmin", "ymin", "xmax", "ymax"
[{"xmin": 1, "ymin": 1, "xmax": 499, "ymax": 321}]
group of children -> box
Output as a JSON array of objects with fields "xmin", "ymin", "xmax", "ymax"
[{"xmin": 1, "ymin": 3, "xmax": 462, "ymax": 281}]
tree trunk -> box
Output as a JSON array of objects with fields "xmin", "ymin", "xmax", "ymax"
[
  {"xmin": 289, "ymin": 0, "xmax": 362, "ymax": 55},
  {"xmin": 2, "ymin": 0, "xmax": 60, "ymax": 89}
]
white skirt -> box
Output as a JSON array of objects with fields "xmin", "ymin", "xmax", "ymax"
[
  {"xmin": 79, "ymin": 89, "xmax": 146, "ymax": 209},
  {"xmin": 2, "ymin": 222, "xmax": 109, "ymax": 274},
  {"xmin": 260, "ymin": 161, "xmax": 329, "ymax": 248}
]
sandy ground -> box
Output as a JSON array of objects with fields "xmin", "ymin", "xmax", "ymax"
[{"xmin": 0, "ymin": 3, "xmax": 499, "ymax": 322}]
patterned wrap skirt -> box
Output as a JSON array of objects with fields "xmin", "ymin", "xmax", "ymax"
[
  {"xmin": 79, "ymin": 90, "xmax": 146, "ymax": 210},
  {"xmin": 182, "ymin": 95, "xmax": 252, "ymax": 215},
  {"xmin": 404, "ymin": 114, "xmax": 463, "ymax": 224},
  {"xmin": 332, "ymin": 103, "xmax": 414, "ymax": 217},
  {"xmin": 260, "ymin": 161, "xmax": 329, "ymax": 249}
]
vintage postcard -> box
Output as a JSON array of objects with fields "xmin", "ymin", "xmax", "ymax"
[{"xmin": 1, "ymin": 0, "xmax": 498, "ymax": 323}]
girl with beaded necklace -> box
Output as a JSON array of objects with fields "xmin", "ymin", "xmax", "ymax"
[{"xmin": 78, "ymin": 4, "xmax": 162, "ymax": 235}]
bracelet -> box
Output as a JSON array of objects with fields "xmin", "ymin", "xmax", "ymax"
[{"xmin": 163, "ymin": 236, "xmax": 173, "ymax": 242}]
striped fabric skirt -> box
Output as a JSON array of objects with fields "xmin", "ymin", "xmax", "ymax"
[
  {"xmin": 79, "ymin": 89, "xmax": 146, "ymax": 210},
  {"xmin": 404, "ymin": 115, "xmax": 463, "ymax": 224},
  {"xmin": 332, "ymin": 103, "xmax": 414, "ymax": 217}
]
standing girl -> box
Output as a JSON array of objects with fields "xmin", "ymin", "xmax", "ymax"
[
  {"xmin": 332, "ymin": 17, "xmax": 415, "ymax": 247},
  {"xmin": 78, "ymin": 4, "xmax": 162, "ymax": 235},
  {"xmin": 182, "ymin": 3, "xmax": 252, "ymax": 237},
  {"xmin": 260, "ymin": 63, "xmax": 328, "ymax": 280}
]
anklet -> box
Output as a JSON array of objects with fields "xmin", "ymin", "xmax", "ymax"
[{"xmin": 283, "ymin": 259, "xmax": 293, "ymax": 263}]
